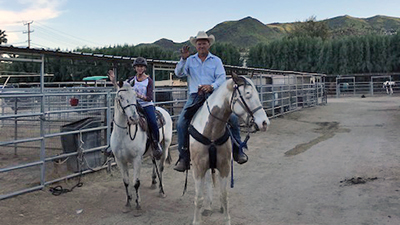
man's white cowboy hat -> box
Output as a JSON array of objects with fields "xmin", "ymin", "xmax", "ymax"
[{"xmin": 189, "ymin": 31, "xmax": 215, "ymax": 46}]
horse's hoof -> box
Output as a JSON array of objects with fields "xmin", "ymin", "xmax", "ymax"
[
  {"xmin": 150, "ymin": 184, "xmax": 157, "ymax": 190},
  {"xmin": 219, "ymin": 207, "xmax": 224, "ymax": 214},
  {"xmin": 122, "ymin": 206, "xmax": 132, "ymax": 213},
  {"xmin": 159, "ymin": 192, "xmax": 167, "ymax": 198},
  {"xmin": 133, "ymin": 209, "xmax": 143, "ymax": 217},
  {"xmin": 202, "ymin": 209, "xmax": 213, "ymax": 216}
]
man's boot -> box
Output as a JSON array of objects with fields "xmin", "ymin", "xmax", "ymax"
[
  {"xmin": 232, "ymin": 143, "xmax": 248, "ymax": 164},
  {"xmin": 174, "ymin": 148, "xmax": 190, "ymax": 172},
  {"xmin": 152, "ymin": 140, "xmax": 163, "ymax": 160}
]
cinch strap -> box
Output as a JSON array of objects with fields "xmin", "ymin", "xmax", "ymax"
[{"xmin": 188, "ymin": 125, "xmax": 230, "ymax": 169}]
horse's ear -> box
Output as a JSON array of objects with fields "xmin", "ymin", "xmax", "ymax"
[
  {"xmin": 232, "ymin": 72, "xmax": 240, "ymax": 83},
  {"xmin": 232, "ymin": 72, "xmax": 245, "ymax": 85},
  {"xmin": 130, "ymin": 79, "xmax": 135, "ymax": 87},
  {"xmin": 118, "ymin": 80, "xmax": 123, "ymax": 88},
  {"xmin": 250, "ymin": 70, "xmax": 254, "ymax": 79}
]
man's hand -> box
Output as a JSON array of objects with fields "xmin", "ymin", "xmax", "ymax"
[
  {"xmin": 198, "ymin": 85, "xmax": 214, "ymax": 94},
  {"xmin": 180, "ymin": 45, "xmax": 190, "ymax": 60},
  {"xmin": 137, "ymin": 93, "xmax": 145, "ymax": 100}
]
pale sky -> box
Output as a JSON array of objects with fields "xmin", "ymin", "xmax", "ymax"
[{"xmin": 1, "ymin": 0, "xmax": 399, "ymax": 51}]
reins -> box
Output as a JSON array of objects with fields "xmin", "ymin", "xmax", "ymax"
[
  {"xmin": 115, "ymin": 89, "xmax": 139, "ymax": 141},
  {"xmin": 202, "ymin": 77, "xmax": 264, "ymax": 188},
  {"xmin": 182, "ymin": 76, "xmax": 266, "ymax": 194},
  {"xmin": 230, "ymin": 81, "xmax": 264, "ymax": 129}
]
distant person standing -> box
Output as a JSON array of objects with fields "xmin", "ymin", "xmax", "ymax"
[{"xmin": 173, "ymin": 31, "xmax": 248, "ymax": 172}]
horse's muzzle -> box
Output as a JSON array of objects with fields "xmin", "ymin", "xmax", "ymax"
[{"xmin": 259, "ymin": 120, "xmax": 268, "ymax": 132}]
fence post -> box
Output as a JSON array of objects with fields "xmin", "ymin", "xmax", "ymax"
[
  {"xmin": 280, "ymin": 85, "xmax": 283, "ymax": 115},
  {"xmin": 106, "ymin": 90, "xmax": 112, "ymax": 148},
  {"xmin": 39, "ymin": 54, "xmax": 46, "ymax": 187},
  {"xmin": 315, "ymin": 81, "xmax": 318, "ymax": 105},
  {"xmin": 271, "ymin": 84, "xmax": 275, "ymax": 118},
  {"xmin": 370, "ymin": 81, "xmax": 373, "ymax": 96},
  {"xmin": 289, "ymin": 77, "xmax": 292, "ymax": 111},
  {"xmin": 259, "ymin": 74, "xmax": 264, "ymax": 109}
]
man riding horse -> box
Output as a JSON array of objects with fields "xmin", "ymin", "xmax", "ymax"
[{"xmin": 173, "ymin": 31, "xmax": 248, "ymax": 172}]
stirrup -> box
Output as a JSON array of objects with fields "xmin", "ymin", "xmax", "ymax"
[
  {"xmin": 233, "ymin": 143, "xmax": 248, "ymax": 164},
  {"xmin": 174, "ymin": 158, "xmax": 189, "ymax": 172},
  {"xmin": 234, "ymin": 152, "xmax": 248, "ymax": 164}
]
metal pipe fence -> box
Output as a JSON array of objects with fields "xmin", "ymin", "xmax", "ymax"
[
  {"xmin": 0, "ymin": 46, "xmax": 326, "ymax": 200},
  {"xmin": 0, "ymin": 77, "xmax": 325, "ymax": 200},
  {"xmin": 326, "ymin": 81, "xmax": 399, "ymax": 97}
]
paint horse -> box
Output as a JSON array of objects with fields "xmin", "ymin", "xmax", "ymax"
[
  {"xmin": 383, "ymin": 81, "xmax": 395, "ymax": 95},
  {"xmin": 188, "ymin": 73, "xmax": 270, "ymax": 225},
  {"xmin": 110, "ymin": 81, "xmax": 173, "ymax": 214}
]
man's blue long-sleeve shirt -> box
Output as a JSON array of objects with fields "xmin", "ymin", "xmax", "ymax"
[{"xmin": 174, "ymin": 52, "xmax": 226, "ymax": 94}]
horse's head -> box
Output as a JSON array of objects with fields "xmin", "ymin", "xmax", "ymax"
[
  {"xmin": 229, "ymin": 73, "xmax": 270, "ymax": 132},
  {"xmin": 115, "ymin": 80, "xmax": 139, "ymax": 124}
]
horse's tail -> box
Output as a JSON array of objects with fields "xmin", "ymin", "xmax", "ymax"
[{"xmin": 211, "ymin": 168, "xmax": 217, "ymax": 187}]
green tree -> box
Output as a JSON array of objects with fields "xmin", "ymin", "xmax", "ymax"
[
  {"xmin": 210, "ymin": 43, "xmax": 242, "ymax": 66},
  {"xmin": 288, "ymin": 16, "xmax": 330, "ymax": 40}
]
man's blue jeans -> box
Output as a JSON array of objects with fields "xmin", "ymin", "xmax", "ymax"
[{"xmin": 177, "ymin": 93, "xmax": 243, "ymax": 161}]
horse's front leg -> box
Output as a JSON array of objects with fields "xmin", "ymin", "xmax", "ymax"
[
  {"xmin": 132, "ymin": 156, "xmax": 142, "ymax": 211},
  {"xmin": 219, "ymin": 175, "xmax": 231, "ymax": 225},
  {"xmin": 193, "ymin": 174, "xmax": 205, "ymax": 225},
  {"xmin": 116, "ymin": 159, "xmax": 132, "ymax": 213},
  {"xmin": 202, "ymin": 169, "xmax": 213, "ymax": 216}
]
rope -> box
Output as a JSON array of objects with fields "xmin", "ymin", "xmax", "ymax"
[
  {"xmin": 183, "ymin": 169, "xmax": 188, "ymax": 196},
  {"xmin": 152, "ymin": 158, "xmax": 165, "ymax": 195},
  {"xmin": 49, "ymin": 177, "xmax": 83, "ymax": 196},
  {"xmin": 230, "ymin": 153, "xmax": 234, "ymax": 188},
  {"xmin": 53, "ymin": 156, "xmax": 69, "ymax": 165},
  {"xmin": 49, "ymin": 130, "xmax": 86, "ymax": 196},
  {"xmin": 128, "ymin": 123, "xmax": 138, "ymax": 140}
]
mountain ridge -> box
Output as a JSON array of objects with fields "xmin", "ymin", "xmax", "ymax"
[{"xmin": 140, "ymin": 15, "xmax": 400, "ymax": 52}]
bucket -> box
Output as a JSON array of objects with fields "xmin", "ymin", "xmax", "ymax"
[{"xmin": 70, "ymin": 97, "xmax": 79, "ymax": 106}]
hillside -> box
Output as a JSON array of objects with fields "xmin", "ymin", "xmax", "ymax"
[
  {"xmin": 144, "ymin": 15, "xmax": 400, "ymax": 51},
  {"xmin": 207, "ymin": 16, "xmax": 281, "ymax": 49}
]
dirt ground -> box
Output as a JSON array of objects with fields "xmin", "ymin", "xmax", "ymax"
[{"xmin": 2, "ymin": 96, "xmax": 400, "ymax": 225}]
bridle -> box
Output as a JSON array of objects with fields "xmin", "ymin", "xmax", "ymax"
[
  {"xmin": 229, "ymin": 78, "xmax": 264, "ymax": 130},
  {"xmin": 206, "ymin": 77, "xmax": 263, "ymax": 130},
  {"xmin": 114, "ymin": 89, "xmax": 139, "ymax": 140},
  {"xmin": 116, "ymin": 89, "xmax": 138, "ymax": 116},
  {"xmin": 203, "ymin": 77, "xmax": 264, "ymax": 149},
  {"xmin": 203, "ymin": 76, "xmax": 265, "ymax": 189}
]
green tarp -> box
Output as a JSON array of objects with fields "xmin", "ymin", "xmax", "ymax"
[{"xmin": 82, "ymin": 76, "xmax": 108, "ymax": 81}]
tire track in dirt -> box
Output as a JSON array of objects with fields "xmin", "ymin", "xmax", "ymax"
[{"xmin": 284, "ymin": 121, "xmax": 350, "ymax": 156}]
